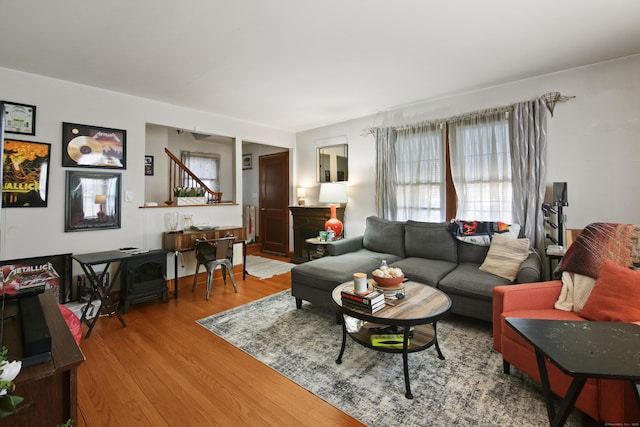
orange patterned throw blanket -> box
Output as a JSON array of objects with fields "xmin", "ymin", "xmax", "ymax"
[{"xmin": 559, "ymin": 222, "xmax": 640, "ymax": 279}]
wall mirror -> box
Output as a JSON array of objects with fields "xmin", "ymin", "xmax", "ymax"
[{"xmin": 317, "ymin": 143, "xmax": 348, "ymax": 182}]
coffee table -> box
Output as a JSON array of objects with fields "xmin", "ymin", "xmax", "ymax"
[
  {"xmin": 506, "ymin": 318, "xmax": 640, "ymax": 427},
  {"xmin": 332, "ymin": 280, "xmax": 451, "ymax": 399}
]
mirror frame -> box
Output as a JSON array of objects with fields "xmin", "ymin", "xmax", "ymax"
[{"xmin": 317, "ymin": 143, "xmax": 348, "ymax": 183}]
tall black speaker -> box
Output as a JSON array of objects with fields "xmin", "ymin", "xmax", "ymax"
[{"xmin": 553, "ymin": 182, "xmax": 568, "ymax": 206}]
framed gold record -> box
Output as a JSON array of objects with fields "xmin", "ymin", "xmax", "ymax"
[{"xmin": 62, "ymin": 122, "xmax": 126, "ymax": 169}]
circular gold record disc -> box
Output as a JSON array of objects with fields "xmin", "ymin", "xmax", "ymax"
[{"xmin": 67, "ymin": 136, "xmax": 104, "ymax": 165}]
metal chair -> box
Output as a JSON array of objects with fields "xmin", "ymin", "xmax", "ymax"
[{"xmin": 192, "ymin": 237, "xmax": 238, "ymax": 300}]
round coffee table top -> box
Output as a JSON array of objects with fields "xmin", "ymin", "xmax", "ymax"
[{"xmin": 332, "ymin": 280, "xmax": 451, "ymax": 326}]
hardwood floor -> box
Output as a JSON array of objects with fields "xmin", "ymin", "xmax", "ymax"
[{"xmin": 76, "ymin": 254, "xmax": 364, "ymax": 427}]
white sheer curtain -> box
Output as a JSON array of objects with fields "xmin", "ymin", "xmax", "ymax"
[
  {"xmin": 394, "ymin": 123, "xmax": 446, "ymax": 221},
  {"xmin": 375, "ymin": 123, "xmax": 445, "ymax": 221},
  {"xmin": 449, "ymin": 109, "xmax": 513, "ymax": 222}
]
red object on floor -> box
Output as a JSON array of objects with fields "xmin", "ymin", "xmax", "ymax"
[{"xmin": 58, "ymin": 303, "xmax": 82, "ymax": 345}]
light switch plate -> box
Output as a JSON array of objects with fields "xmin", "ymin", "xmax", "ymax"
[{"xmin": 125, "ymin": 191, "xmax": 133, "ymax": 202}]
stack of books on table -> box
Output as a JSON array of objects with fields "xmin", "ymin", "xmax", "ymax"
[{"xmin": 340, "ymin": 287, "xmax": 385, "ymax": 313}]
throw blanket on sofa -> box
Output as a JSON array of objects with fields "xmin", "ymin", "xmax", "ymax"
[
  {"xmin": 555, "ymin": 222, "xmax": 640, "ymax": 312},
  {"xmin": 448, "ymin": 220, "xmax": 516, "ymax": 246}
]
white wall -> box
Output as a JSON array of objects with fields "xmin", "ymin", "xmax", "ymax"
[
  {"xmin": 0, "ymin": 67, "xmax": 295, "ymax": 280},
  {"xmin": 295, "ymin": 54, "xmax": 640, "ymax": 238}
]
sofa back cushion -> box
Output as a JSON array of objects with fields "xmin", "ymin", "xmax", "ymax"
[
  {"xmin": 404, "ymin": 221, "xmax": 457, "ymax": 263},
  {"xmin": 363, "ymin": 216, "xmax": 406, "ymax": 258}
]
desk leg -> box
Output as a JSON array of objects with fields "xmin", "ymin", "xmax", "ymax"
[
  {"xmin": 78, "ymin": 262, "xmax": 126, "ymax": 339},
  {"xmin": 173, "ymin": 250, "xmax": 179, "ymax": 299},
  {"xmin": 243, "ymin": 240, "xmax": 247, "ymax": 280}
]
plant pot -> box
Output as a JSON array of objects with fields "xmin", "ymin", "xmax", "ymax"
[{"xmin": 176, "ymin": 197, "xmax": 206, "ymax": 206}]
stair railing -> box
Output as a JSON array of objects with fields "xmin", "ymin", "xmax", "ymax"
[{"xmin": 164, "ymin": 148, "xmax": 222, "ymax": 205}]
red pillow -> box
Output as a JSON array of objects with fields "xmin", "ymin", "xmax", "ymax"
[{"xmin": 580, "ymin": 259, "xmax": 640, "ymax": 322}]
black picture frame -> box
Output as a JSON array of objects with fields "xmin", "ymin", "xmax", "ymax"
[
  {"xmin": 144, "ymin": 155, "xmax": 154, "ymax": 176},
  {"xmin": 1, "ymin": 101, "xmax": 36, "ymax": 136},
  {"xmin": 242, "ymin": 153, "xmax": 252, "ymax": 170},
  {"xmin": 65, "ymin": 170, "xmax": 121, "ymax": 232},
  {"xmin": 62, "ymin": 122, "xmax": 126, "ymax": 169},
  {"xmin": 2, "ymin": 139, "xmax": 51, "ymax": 207}
]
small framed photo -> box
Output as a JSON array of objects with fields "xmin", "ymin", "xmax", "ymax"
[
  {"xmin": 2, "ymin": 101, "xmax": 36, "ymax": 135},
  {"xmin": 242, "ymin": 153, "xmax": 253, "ymax": 170},
  {"xmin": 62, "ymin": 122, "xmax": 126, "ymax": 169},
  {"xmin": 144, "ymin": 155, "xmax": 154, "ymax": 176}
]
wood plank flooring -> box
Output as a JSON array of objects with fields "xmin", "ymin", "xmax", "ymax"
[{"xmin": 76, "ymin": 255, "xmax": 364, "ymax": 427}]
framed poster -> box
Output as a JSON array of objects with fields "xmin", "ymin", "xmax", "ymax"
[
  {"xmin": 62, "ymin": 122, "xmax": 126, "ymax": 169},
  {"xmin": 0, "ymin": 253, "xmax": 72, "ymax": 303},
  {"xmin": 1, "ymin": 101, "xmax": 36, "ymax": 135},
  {"xmin": 2, "ymin": 139, "xmax": 51, "ymax": 207},
  {"xmin": 144, "ymin": 155, "xmax": 154, "ymax": 176},
  {"xmin": 242, "ymin": 153, "xmax": 252, "ymax": 170},
  {"xmin": 65, "ymin": 170, "xmax": 121, "ymax": 232}
]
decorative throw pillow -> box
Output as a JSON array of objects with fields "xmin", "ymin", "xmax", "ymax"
[
  {"xmin": 479, "ymin": 234, "xmax": 530, "ymax": 281},
  {"xmin": 579, "ymin": 259, "xmax": 640, "ymax": 322}
]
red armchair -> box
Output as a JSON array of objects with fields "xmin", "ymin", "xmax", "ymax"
[{"xmin": 493, "ymin": 281, "xmax": 640, "ymax": 424}]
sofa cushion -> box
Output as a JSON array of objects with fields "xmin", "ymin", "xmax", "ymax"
[
  {"xmin": 439, "ymin": 263, "xmax": 512, "ymax": 300},
  {"xmin": 291, "ymin": 248, "xmax": 403, "ymax": 292},
  {"xmin": 390, "ymin": 257, "xmax": 457, "ymax": 287},
  {"xmin": 580, "ymin": 259, "xmax": 640, "ymax": 322},
  {"xmin": 362, "ymin": 216, "xmax": 406, "ymax": 258},
  {"xmin": 456, "ymin": 240, "xmax": 490, "ymax": 264},
  {"xmin": 479, "ymin": 234, "xmax": 530, "ymax": 281},
  {"xmin": 404, "ymin": 221, "xmax": 457, "ymax": 263}
]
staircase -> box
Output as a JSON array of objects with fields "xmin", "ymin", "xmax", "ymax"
[{"xmin": 164, "ymin": 147, "xmax": 222, "ymax": 205}]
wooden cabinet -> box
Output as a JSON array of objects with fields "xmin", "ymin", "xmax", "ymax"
[
  {"xmin": 289, "ymin": 206, "xmax": 345, "ymax": 264},
  {"xmin": 0, "ymin": 291, "xmax": 84, "ymax": 427}
]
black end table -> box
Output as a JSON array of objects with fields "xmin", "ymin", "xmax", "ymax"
[{"xmin": 506, "ymin": 318, "xmax": 640, "ymax": 427}]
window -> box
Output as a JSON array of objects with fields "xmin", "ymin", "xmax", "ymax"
[
  {"xmin": 180, "ymin": 151, "xmax": 220, "ymax": 192},
  {"xmin": 449, "ymin": 113, "xmax": 512, "ymax": 222},
  {"xmin": 394, "ymin": 124, "xmax": 446, "ymax": 222}
]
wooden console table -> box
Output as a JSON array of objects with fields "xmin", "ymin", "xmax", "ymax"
[
  {"xmin": 162, "ymin": 226, "xmax": 247, "ymax": 295},
  {"xmin": 0, "ymin": 291, "xmax": 84, "ymax": 426},
  {"xmin": 289, "ymin": 206, "xmax": 344, "ymax": 263}
]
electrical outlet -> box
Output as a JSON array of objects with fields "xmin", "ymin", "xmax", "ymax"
[{"xmin": 125, "ymin": 191, "xmax": 133, "ymax": 202}]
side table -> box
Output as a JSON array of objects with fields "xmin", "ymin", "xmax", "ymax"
[
  {"xmin": 304, "ymin": 237, "xmax": 331, "ymax": 260},
  {"xmin": 506, "ymin": 318, "xmax": 640, "ymax": 427}
]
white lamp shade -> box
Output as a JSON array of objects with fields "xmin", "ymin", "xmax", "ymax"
[
  {"xmin": 318, "ymin": 183, "xmax": 347, "ymax": 204},
  {"xmin": 296, "ymin": 187, "xmax": 306, "ymax": 198}
]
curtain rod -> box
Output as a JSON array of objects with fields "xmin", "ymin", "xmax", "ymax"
[{"xmin": 362, "ymin": 91, "xmax": 575, "ymax": 135}]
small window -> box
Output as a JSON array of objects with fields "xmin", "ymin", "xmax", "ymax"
[{"xmin": 180, "ymin": 151, "xmax": 220, "ymax": 192}]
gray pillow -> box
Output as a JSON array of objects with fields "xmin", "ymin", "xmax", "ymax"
[
  {"xmin": 363, "ymin": 216, "xmax": 406, "ymax": 258},
  {"xmin": 404, "ymin": 220, "xmax": 457, "ymax": 263}
]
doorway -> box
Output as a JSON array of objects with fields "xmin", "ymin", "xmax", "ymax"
[{"xmin": 258, "ymin": 151, "xmax": 289, "ymax": 255}]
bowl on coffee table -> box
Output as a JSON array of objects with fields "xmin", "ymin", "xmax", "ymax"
[{"xmin": 372, "ymin": 273, "xmax": 405, "ymax": 288}]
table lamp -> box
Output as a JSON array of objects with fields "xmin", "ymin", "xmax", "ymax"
[
  {"xmin": 296, "ymin": 187, "xmax": 306, "ymax": 206},
  {"xmin": 318, "ymin": 182, "xmax": 347, "ymax": 237},
  {"xmin": 94, "ymin": 194, "xmax": 107, "ymax": 218}
]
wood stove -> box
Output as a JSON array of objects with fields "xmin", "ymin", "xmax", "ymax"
[{"xmin": 121, "ymin": 250, "xmax": 168, "ymax": 313}]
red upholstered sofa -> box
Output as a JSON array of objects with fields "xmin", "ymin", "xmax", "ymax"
[{"xmin": 492, "ymin": 280, "xmax": 640, "ymax": 424}]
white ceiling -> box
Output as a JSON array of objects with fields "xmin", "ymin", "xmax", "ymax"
[{"xmin": 1, "ymin": 1, "xmax": 640, "ymax": 132}]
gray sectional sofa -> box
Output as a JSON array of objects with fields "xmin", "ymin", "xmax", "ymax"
[{"xmin": 290, "ymin": 216, "xmax": 542, "ymax": 322}]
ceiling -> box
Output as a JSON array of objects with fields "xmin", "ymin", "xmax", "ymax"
[{"xmin": 2, "ymin": 1, "xmax": 640, "ymax": 132}]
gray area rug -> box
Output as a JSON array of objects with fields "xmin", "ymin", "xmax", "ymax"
[
  {"xmin": 197, "ymin": 291, "xmax": 580, "ymax": 427},
  {"xmin": 245, "ymin": 255, "xmax": 295, "ymax": 279}
]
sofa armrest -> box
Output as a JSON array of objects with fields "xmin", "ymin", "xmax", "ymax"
[
  {"xmin": 515, "ymin": 250, "xmax": 543, "ymax": 283},
  {"xmin": 492, "ymin": 280, "xmax": 562, "ymax": 351},
  {"xmin": 327, "ymin": 235, "xmax": 364, "ymax": 256}
]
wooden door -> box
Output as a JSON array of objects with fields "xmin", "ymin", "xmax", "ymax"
[{"xmin": 259, "ymin": 151, "xmax": 289, "ymax": 255}]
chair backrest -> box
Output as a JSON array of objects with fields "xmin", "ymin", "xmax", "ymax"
[{"xmin": 195, "ymin": 237, "xmax": 235, "ymax": 263}]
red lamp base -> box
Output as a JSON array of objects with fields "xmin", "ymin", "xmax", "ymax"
[{"xmin": 324, "ymin": 204, "xmax": 343, "ymax": 237}]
